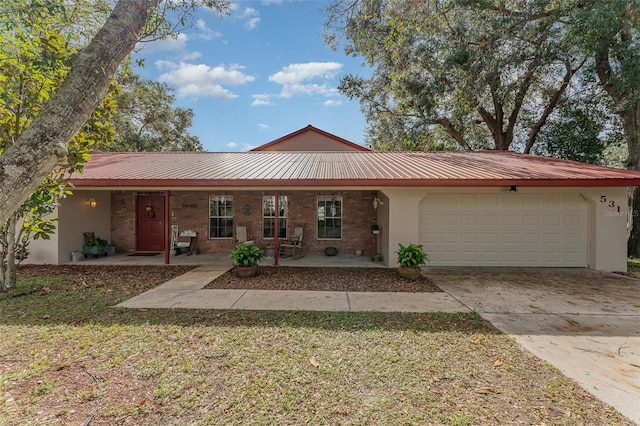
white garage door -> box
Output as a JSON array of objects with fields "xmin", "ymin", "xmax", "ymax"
[{"xmin": 419, "ymin": 193, "xmax": 588, "ymax": 267}]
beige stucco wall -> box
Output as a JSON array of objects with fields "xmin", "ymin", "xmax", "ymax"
[
  {"xmin": 25, "ymin": 190, "xmax": 112, "ymax": 264},
  {"xmin": 21, "ymin": 210, "xmax": 59, "ymax": 264},
  {"xmin": 380, "ymin": 186, "xmax": 629, "ymax": 272},
  {"xmin": 259, "ymin": 132, "xmax": 364, "ymax": 151},
  {"xmin": 58, "ymin": 190, "xmax": 112, "ymax": 263}
]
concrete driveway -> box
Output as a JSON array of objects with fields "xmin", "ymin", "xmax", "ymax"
[{"xmin": 429, "ymin": 267, "xmax": 640, "ymax": 425}]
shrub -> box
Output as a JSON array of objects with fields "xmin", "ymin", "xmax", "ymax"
[
  {"xmin": 396, "ymin": 243, "xmax": 429, "ymax": 267},
  {"xmin": 229, "ymin": 244, "xmax": 262, "ymax": 267}
]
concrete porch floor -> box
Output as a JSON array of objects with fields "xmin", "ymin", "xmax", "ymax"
[{"xmin": 68, "ymin": 251, "xmax": 388, "ymax": 268}]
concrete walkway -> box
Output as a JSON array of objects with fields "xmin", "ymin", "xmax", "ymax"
[{"xmin": 117, "ymin": 265, "xmax": 468, "ymax": 313}]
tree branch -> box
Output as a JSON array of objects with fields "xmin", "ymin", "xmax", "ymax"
[
  {"xmin": 0, "ymin": 0, "xmax": 158, "ymax": 224},
  {"xmin": 433, "ymin": 117, "xmax": 470, "ymax": 150},
  {"xmin": 595, "ymin": 45, "xmax": 623, "ymax": 104},
  {"xmin": 524, "ymin": 58, "xmax": 586, "ymax": 153}
]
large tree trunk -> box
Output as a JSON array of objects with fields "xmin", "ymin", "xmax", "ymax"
[
  {"xmin": 0, "ymin": 0, "xmax": 157, "ymax": 225},
  {"xmin": 622, "ymin": 106, "xmax": 640, "ymax": 257},
  {"xmin": 0, "ymin": 214, "xmax": 18, "ymax": 291}
]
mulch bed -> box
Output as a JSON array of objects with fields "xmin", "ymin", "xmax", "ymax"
[{"xmin": 204, "ymin": 266, "xmax": 442, "ymax": 292}]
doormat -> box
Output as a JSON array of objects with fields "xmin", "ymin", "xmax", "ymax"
[{"xmin": 127, "ymin": 252, "xmax": 161, "ymax": 257}]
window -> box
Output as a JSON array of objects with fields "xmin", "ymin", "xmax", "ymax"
[
  {"xmin": 317, "ymin": 196, "xmax": 342, "ymax": 239},
  {"xmin": 209, "ymin": 196, "xmax": 233, "ymax": 238},
  {"xmin": 262, "ymin": 196, "xmax": 287, "ymax": 239}
]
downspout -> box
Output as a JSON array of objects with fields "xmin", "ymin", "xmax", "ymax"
[
  {"xmin": 164, "ymin": 190, "xmax": 170, "ymax": 265},
  {"xmin": 274, "ymin": 191, "xmax": 279, "ymax": 266}
]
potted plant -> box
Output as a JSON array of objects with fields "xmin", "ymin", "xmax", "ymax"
[
  {"xmin": 83, "ymin": 236, "xmax": 108, "ymax": 257},
  {"xmin": 229, "ymin": 244, "xmax": 263, "ymax": 277},
  {"xmin": 396, "ymin": 243, "xmax": 429, "ymax": 280}
]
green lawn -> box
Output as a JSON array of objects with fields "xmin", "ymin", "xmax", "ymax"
[{"xmin": 0, "ymin": 265, "xmax": 632, "ymax": 425}]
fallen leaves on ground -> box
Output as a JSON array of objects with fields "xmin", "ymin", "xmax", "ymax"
[{"xmin": 205, "ymin": 266, "xmax": 442, "ymax": 292}]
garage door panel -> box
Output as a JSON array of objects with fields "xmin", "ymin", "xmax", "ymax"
[
  {"xmin": 419, "ymin": 194, "xmax": 587, "ymax": 267},
  {"xmin": 460, "ymin": 215, "xmax": 479, "ymax": 225},
  {"xmin": 542, "ymin": 233, "xmax": 562, "ymax": 244},
  {"xmin": 441, "ymin": 233, "xmax": 459, "ymax": 244},
  {"xmin": 482, "ymin": 215, "xmax": 499, "ymax": 225},
  {"xmin": 481, "ymin": 251, "xmax": 500, "ymax": 262},
  {"xmin": 502, "ymin": 214, "xmax": 520, "ymax": 225},
  {"xmin": 543, "ymin": 214, "xmax": 562, "ymax": 226},
  {"xmin": 461, "ymin": 234, "xmax": 478, "ymax": 243},
  {"xmin": 503, "ymin": 233, "xmax": 520, "ymax": 244},
  {"xmin": 481, "ymin": 233, "xmax": 499, "ymax": 243},
  {"xmin": 481, "ymin": 196, "xmax": 500, "ymax": 208}
]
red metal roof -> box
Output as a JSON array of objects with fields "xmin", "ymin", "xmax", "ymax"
[{"xmin": 69, "ymin": 151, "xmax": 640, "ymax": 188}]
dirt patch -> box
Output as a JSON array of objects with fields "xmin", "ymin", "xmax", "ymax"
[{"xmin": 204, "ymin": 266, "xmax": 442, "ymax": 292}]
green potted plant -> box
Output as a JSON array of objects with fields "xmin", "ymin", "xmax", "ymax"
[
  {"xmin": 83, "ymin": 236, "xmax": 108, "ymax": 257},
  {"xmin": 229, "ymin": 244, "xmax": 263, "ymax": 277},
  {"xmin": 396, "ymin": 243, "xmax": 429, "ymax": 280}
]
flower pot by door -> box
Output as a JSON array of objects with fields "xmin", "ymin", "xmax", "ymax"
[
  {"xmin": 235, "ymin": 265, "xmax": 259, "ymax": 278},
  {"xmin": 398, "ymin": 266, "xmax": 422, "ymax": 280}
]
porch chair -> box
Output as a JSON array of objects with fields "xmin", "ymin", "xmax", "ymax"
[
  {"xmin": 279, "ymin": 226, "xmax": 304, "ymax": 259},
  {"xmin": 235, "ymin": 226, "xmax": 254, "ymax": 246},
  {"xmin": 172, "ymin": 229, "xmax": 197, "ymax": 256}
]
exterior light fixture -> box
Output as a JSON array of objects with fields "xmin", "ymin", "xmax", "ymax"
[
  {"xmin": 88, "ymin": 198, "xmax": 97, "ymax": 208},
  {"xmin": 373, "ymin": 197, "xmax": 384, "ymax": 210},
  {"xmin": 507, "ymin": 185, "xmax": 518, "ymax": 193}
]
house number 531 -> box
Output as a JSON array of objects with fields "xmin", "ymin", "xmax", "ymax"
[{"xmin": 601, "ymin": 195, "xmax": 621, "ymax": 211}]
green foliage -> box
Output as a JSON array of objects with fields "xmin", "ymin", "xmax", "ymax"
[
  {"xmin": 229, "ymin": 244, "xmax": 262, "ymax": 267},
  {"xmin": 396, "ymin": 243, "xmax": 429, "ymax": 267},
  {"xmin": 0, "ymin": 0, "xmax": 115, "ymax": 290},
  {"xmin": 325, "ymin": 0, "xmax": 588, "ymax": 152},
  {"xmin": 102, "ymin": 73, "xmax": 203, "ymax": 152}
]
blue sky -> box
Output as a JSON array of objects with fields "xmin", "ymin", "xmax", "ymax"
[{"xmin": 133, "ymin": 0, "xmax": 370, "ymax": 152}]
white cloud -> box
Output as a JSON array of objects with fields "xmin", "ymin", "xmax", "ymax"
[
  {"xmin": 195, "ymin": 18, "xmax": 222, "ymax": 40},
  {"xmin": 258, "ymin": 124, "xmax": 270, "ymax": 131},
  {"xmin": 141, "ymin": 33, "xmax": 188, "ymax": 53},
  {"xmin": 245, "ymin": 17, "xmax": 261, "ymax": 30},
  {"xmin": 156, "ymin": 62, "xmax": 255, "ymax": 100},
  {"xmin": 251, "ymin": 94, "xmax": 275, "ymax": 106},
  {"xmin": 266, "ymin": 62, "xmax": 343, "ymax": 99},
  {"xmin": 228, "ymin": 6, "xmax": 260, "ymax": 30},
  {"xmin": 323, "ymin": 99, "xmax": 343, "ymax": 107},
  {"xmin": 226, "ymin": 142, "xmax": 237, "ymax": 149},
  {"xmin": 241, "ymin": 7, "xmax": 259, "ymax": 18},
  {"xmin": 182, "ymin": 51, "xmax": 202, "ymax": 61},
  {"xmin": 280, "ymin": 83, "xmax": 338, "ymax": 98},
  {"xmin": 269, "ymin": 62, "xmax": 342, "ymax": 85}
]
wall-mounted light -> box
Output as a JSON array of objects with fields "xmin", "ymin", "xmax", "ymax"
[
  {"xmin": 373, "ymin": 197, "xmax": 384, "ymax": 210},
  {"xmin": 88, "ymin": 198, "xmax": 97, "ymax": 208},
  {"xmin": 507, "ymin": 185, "xmax": 518, "ymax": 193}
]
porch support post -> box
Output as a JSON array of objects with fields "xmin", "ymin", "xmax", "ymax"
[
  {"xmin": 164, "ymin": 190, "xmax": 170, "ymax": 265},
  {"xmin": 274, "ymin": 191, "xmax": 279, "ymax": 266}
]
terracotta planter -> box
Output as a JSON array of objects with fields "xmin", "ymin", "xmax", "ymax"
[
  {"xmin": 398, "ymin": 265, "xmax": 422, "ymax": 280},
  {"xmin": 235, "ymin": 264, "xmax": 259, "ymax": 278}
]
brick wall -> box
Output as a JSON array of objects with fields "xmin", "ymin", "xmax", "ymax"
[
  {"xmin": 111, "ymin": 191, "xmax": 136, "ymax": 252},
  {"xmin": 111, "ymin": 189, "xmax": 379, "ymax": 256}
]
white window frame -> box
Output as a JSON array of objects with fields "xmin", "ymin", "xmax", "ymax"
[
  {"xmin": 262, "ymin": 195, "xmax": 288, "ymax": 239},
  {"xmin": 209, "ymin": 195, "xmax": 234, "ymax": 239},
  {"xmin": 317, "ymin": 196, "xmax": 342, "ymax": 240}
]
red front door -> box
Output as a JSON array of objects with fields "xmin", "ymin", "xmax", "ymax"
[{"xmin": 137, "ymin": 195, "xmax": 165, "ymax": 251}]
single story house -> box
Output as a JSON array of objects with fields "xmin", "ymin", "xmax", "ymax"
[{"xmin": 26, "ymin": 125, "xmax": 640, "ymax": 272}]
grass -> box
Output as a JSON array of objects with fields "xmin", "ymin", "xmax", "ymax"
[
  {"xmin": 627, "ymin": 257, "xmax": 640, "ymax": 268},
  {"xmin": 0, "ymin": 265, "xmax": 633, "ymax": 425}
]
